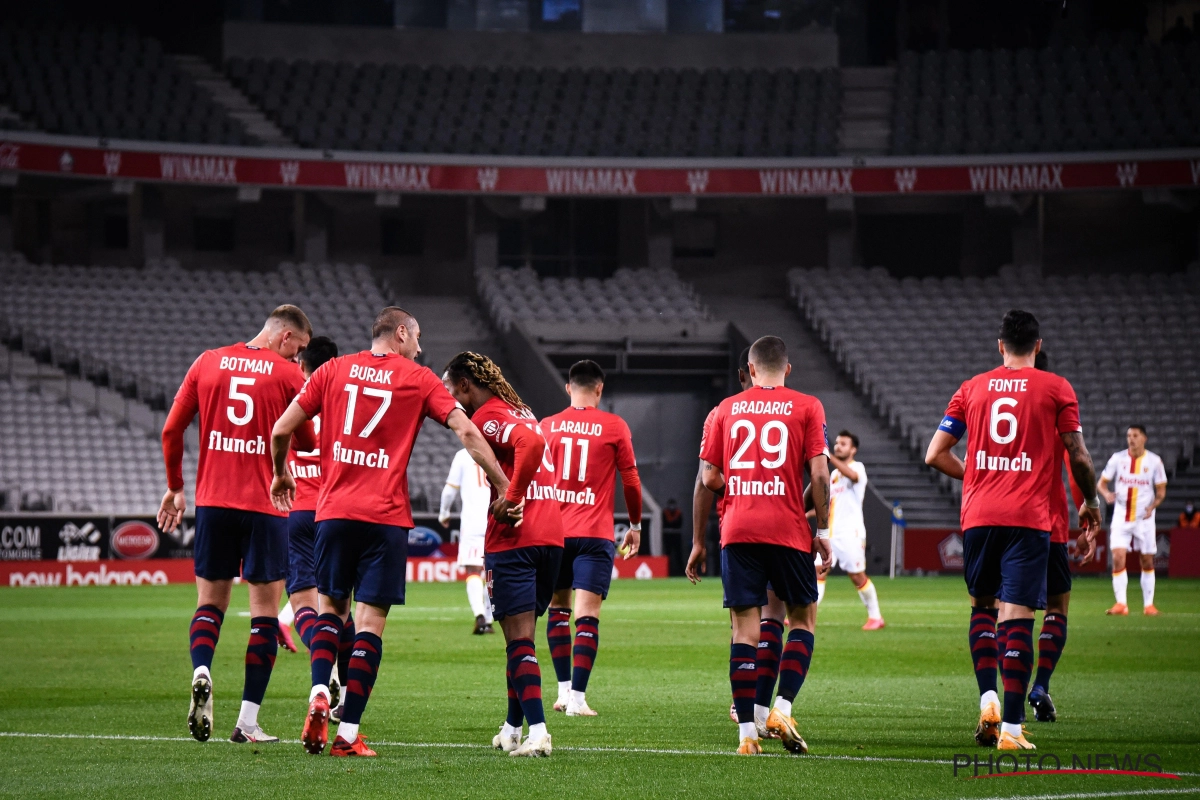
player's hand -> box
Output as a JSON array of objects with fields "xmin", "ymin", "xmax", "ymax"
[
  {"xmin": 157, "ymin": 488, "xmax": 186, "ymax": 534},
  {"xmin": 270, "ymin": 473, "xmax": 296, "ymax": 513},
  {"xmin": 491, "ymin": 497, "xmax": 524, "ymax": 527},
  {"xmin": 814, "ymin": 552, "xmax": 831, "ymax": 581},
  {"xmin": 438, "ymin": 514, "xmax": 451, "ymax": 528},
  {"xmin": 1075, "ymin": 528, "xmax": 1097, "ymax": 565},
  {"xmin": 812, "ymin": 537, "xmax": 833, "ymax": 574},
  {"xmin": 1143, "ymin": 508, "xmax": 1156, "ymax": 521},
  {"xmin": 619, "ymin": 528, "xmax": 641, "ymax": 560},
  {"xmin": 685, "ymin": 542, "xmax": 707, "ymax": 584}
]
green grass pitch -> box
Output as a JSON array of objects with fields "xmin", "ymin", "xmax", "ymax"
[{"xmin": 0, "ymin": 575, "xmax": 1197, "ymax": 800}]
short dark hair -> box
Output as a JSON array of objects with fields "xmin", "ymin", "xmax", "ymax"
[
  {"xmin": 372, "ymin": 306, "xmax": 417, "ymax": 341},
  {"xmin": 737, "ymin": 346, "xmax": 751, "ymax": 374},
  {"xmin": 299, "ymin": 336, "xmax": 338, "ymax": 374},
  {"xmin": 1128, "ymin": 424, "xmax": 1147, "ymax": 436},
  {"xmin": 268, "ymin": 304, "xmax": 312, "ymax": 337},
  {"xmin": 999, "ymin": 309, "xmax": 1040, "ymax": 356},
  {"xmin": 749, "ymin": 336, "xmax": 787, "ymax": 373},
  {"xmin": 837, "ymin": 430, "xmax": 859, "ymax": 449},
  {"xmin": 568, "ymin": 359, "xmax": 605, "ymax": 389},
  {"xmin": 1034, "ymin": 350, "xmax": 1049, "ymax": 371}
]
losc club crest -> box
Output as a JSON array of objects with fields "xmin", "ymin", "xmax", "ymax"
[
  {"xmin": 482, "ymin": 420, "xmax": 500, "ymax": 436},
  {"xmin": 938, "ymin": 533, "xmax": 964, "ymax": 569}
]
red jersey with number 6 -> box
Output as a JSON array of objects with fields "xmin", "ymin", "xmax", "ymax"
[
  {"xmin": 942, "ymin": 366, "xmax": 1081, "ymax": 532},
  {"xmin": 296, "ymin": 350, "xmax": 459, "ymax": 527},
  {"xmin": 174, "ymin": 343, "xmax": 305, "ymax": 516},
  {"xmin": 542, "ymin": 406, "xmax": 641, "ymax": 539},
  {"xmin": 699, "ymin": 385, "xmax": 828, "ymax": 552}
]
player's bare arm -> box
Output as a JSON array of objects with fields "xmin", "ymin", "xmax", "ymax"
[
  {"xmin": 446, "ymin": 408, "xmax": 519, "ymax": 525},
  {"xmin": 268, "ymin": 400, "xmax": 309, "ymax": 513},
  {"xmin": 687, "ymin": 461, "xmax": 713, "ymax": 583},
  {"xmin": 1062, "ymin": 430, "xmax": 1102, "ymax": 563},
  {"xmin": 700, "ymin": 460, "xmax": 725, "ymax": 493},
  {"xmin": 828, "ymin": 452, "xmax": 860, "ymax": 483},
  {"xmin": 158, "ymin": 397, "xmax": 197, "ymax": 534},
  {"xmin": 924, "ymin": 429, "xmax": 966, "ymax": 480},
  {"xmin": 807, "ymin": 454, "xmax": 833, "ymax": 566},
  {"xmin": 1096, "ymin": 474, "xmax": 1116, "ymax": 505}
]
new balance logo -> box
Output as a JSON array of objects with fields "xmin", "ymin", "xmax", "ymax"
[
  {"xmin": 280, "ymin": 161, "xmax": 300, "ymax": 185},
  {"xmin": 352, "ymin": 649, "xmax": 367, "ymax": 658},
  {"xmin": 521, "ymin": 655, "xmax": 539, "ymax": 664},
  {"xmin": 318, "ymin": 624, "xmax": 339, "ymax": 634},
  {"xmin": 736, "ymin": 662, "xmax": 757, "ymax": 671},
  {"xmin": 1116, "ymin": 162, "xmax": 1138, "ymax": 187},
  {"xmin": 103, "ymin": 151, "xmax": 121, "ymax": 176},
  {"xmin": 1004, "ymin": 649, "xmax": 1022, "ymax": 658},
  {"xmin": 687, "ymin": 170, "xmax": 709, "ymax": 194},
  {"xmin": 577, "ymin": 631, "xmax": 596, "ymax": 640},
  {"xmin": 477, "ymin": 168, "xmax": 499, "ymax": 191},
  {"xmin": 894, "ymin": 168, "xmax": 917, "ymax": 192}
]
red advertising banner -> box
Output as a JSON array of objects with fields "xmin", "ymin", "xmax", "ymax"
[
  {"xmin": 1168, "ymin": 528, "xmax": 1200, "ymax": 578},
  {"xmin": 903, "ymin": 529, "xmax": 1111, "ymax": 574},
  {"xmin": 2, "ymin": 135, "xmax": 1198, "ymax": 197}
]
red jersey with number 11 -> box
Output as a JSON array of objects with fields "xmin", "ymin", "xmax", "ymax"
[{"xmin": 296, "ymin": 350, "xmax": 459, "ymax": 527}]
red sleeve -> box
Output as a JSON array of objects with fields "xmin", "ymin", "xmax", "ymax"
[
  {"xmin": 1055, "ymin": 378, "xmax": 1082, "ymax": 435},
  {"xmin": 803, "ymin": 399, "xmax": 829, "ymax": 463},
  {"xmin": 162, "ymin": 356, "xmax": 202, "ymax": 491},
  {"xmin": 944, "ymin": 383, "xmax": 966, "ymax": 423},
  {"xmin": 699, "ymin": 407, "xmax": 724, "ymax": 466},
  {"xmin": 505, "ymin": 424, "xmax": 544, "ymax": 503},
  {"xmin": 422, "ymin": 368, "xmax": 460, "ymax": 426},
  {"xmin": 296, "ymin": 362, "xmax": 329, "ymax": 418},
  {"xmin": 616, "ymin": 421, "xmax": 642, "ymax": 523}
]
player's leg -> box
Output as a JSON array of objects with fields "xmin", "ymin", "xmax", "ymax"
[
  {"xmin": 994, "ymin": 528, "xmax": 1049, "ymax": 750},
  {"xmin": 753, "ymin": 588, "xmax": 786, "ymax": 737},
  {"xmin": 187, "ymin": 507, "xmax": 241, "ymax": 743},
  {"xmin": 963, "ymin": 526, "xmax": 1003, "ymax": 746},
  {"xmin": 721, "ymin": 544, "xmax": 767, "ymax": 754},
  {"xmin": 1108, "ymin": 522, "xmax": 1131, "ymax": 614},
  {"xmin": 460, "ymin": 532, "xmax": 491, "ymax": 633},
  {"xmin": 303, "ymin": 520, "xmax": 356, "ymax": 754},
  {"xmin": 565, "ymin": 538, "xmax": 615, "ymax": 716},
  {"xmin": 761, "ymin": 545, "xmax": 816, "ymax": 754},
  {"xmin": 1030, "ymin": 543, "xmax": 1071, "ymax": 723},
  {"xmin": 837, "ymin": 535, "xmax": 884, "ymax": 629},
  {"xmin": 286, "ymin": 510, "xmax": 320, "ymax": 652},
  {"xmin": 547, "ymin": 542, "xmax": 576, "ymax": 711},
  {"xmin": 231, "ymin": 578, "xmax": 285, "ymax": 743},
  {"xmin": 1137, "ymin": 524, "xmax": 1158, "ymax": 614}
]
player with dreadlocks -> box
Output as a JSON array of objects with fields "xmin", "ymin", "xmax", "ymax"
[{"xmin": 443, "ymin": 352, "xmax": 565, "ymax": 758}]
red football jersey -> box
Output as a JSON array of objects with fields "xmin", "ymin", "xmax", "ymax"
[
  {"xmin": 942, "ymin": 366, "xmax": 1081, "ymax": 532},
  {"xmin": 296, "ymin": 351, "xmax": 459, "ymax": 527},
  {"xmin": 288, "ymin": 414, "xmax": 323, "ymax": 513},
  {"xmin": 701, "ymin": 405, "xmax": 729, "ymax": 519},
  {"xmin": 699, "ymin": 386, "xmax": 828, "ymax": 552},
  {"xmin": 174, "ymin": 343, "xmax": 305, "ymax": 516},
  {"xmin": 472, "ymin": 396, "xmax": 564, "ymax": 553},
  {"xmin": 1049, "ymin": 441, "xmax": 1070, "ymax": 544},
  {"xmin": 542, "ymin": 406, "xmax": 638, "ymax": 539}
]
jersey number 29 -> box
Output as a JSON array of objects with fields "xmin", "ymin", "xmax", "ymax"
[{"xmin": 729, "ymin": 420, "xmax": 789, "ymax": 469}]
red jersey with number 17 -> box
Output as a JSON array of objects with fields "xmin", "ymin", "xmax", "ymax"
[
  {"xmin": 942, "ymin": 366, "xmax": 1081, "ymax": 532},
  {"xmin": 699, "ymin": 385, "xmax": 828, "ymax": 552},
  {"xmin": 296, "ymin": 350, "xmax": 459, "ymax": 527},
  {"xmin": 542, "ymin": 406, "xmax": 641, "ymax": 539},
  {"xmin": 174, "ymin": 343, "xmax": 305, "ymax": 516}
]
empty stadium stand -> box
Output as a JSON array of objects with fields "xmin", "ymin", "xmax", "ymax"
[
  {"xmin": 789, "ymin": 265, "xmax": 1200, "ymax": 508},
  {"xmin": 891, "ymin": 37, "xmax": 1200, "ymax": 155},
  {"xmin": 225, "ymin": 58, "xmax": 842, "ymax": 157},
  {"xmin": 0, "ymin": 24, "xmax": 255, "ymax": 145}
]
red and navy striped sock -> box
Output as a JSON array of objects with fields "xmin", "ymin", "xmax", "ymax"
[
  {"xmin": 729, "ymin": 642, "xmax": 757, "ymax": 723},
  {"xmin": 775, "ymin": 628, "xmax": 815, "ymax": 702},
  {"xmin": 1034, "ymin": 613, "xmax": 1067, "ymax": 692},
  {"xmin": 999, "ymin": 618, "xmax": 1034, "ymax": 725},
  {"xmin": 546, "ymin": 607, "xmax": 572, "ymax": 684},
  {"xmin": 505, "ymin": 668, "xmax": 524, "ymax": 728},
  {"xmin": 294, "ymin": 606, "xmax": 318, "ymax": 650},
  {"xmin": 969, "ymin": 606, "xmax": 999, "ymax": 696},
  {"xmin": 309, "ymin": 613, "xmax": 342, "ymax": 690},
  {"xmin": 340, "ymin": 631, "xmax": 382, "ymax": 725},
  {"xmin": 571, "ymin": 616, "xmax": 599, "ymax": 692},
  {"xmin": 337, "ymin": 614, "xmax": 356, "ymax": 684},
  {"xmin": 189, "ymin": 604, "xmax": 224, "ymax": 670},
  {"xmin": 506, "ymin": 638, "xmax": 545, "ymax": 726},
  {"xmin": 755, "ymin": 618, "xmax": 785, "ymax": 707},
  {"xmin": 242, "ymin": 616, "xmax": 279, "ymax": 705}
]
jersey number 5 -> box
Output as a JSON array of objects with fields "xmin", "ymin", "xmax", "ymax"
[
  {"xmin": 729, "ymin": 420, "xmax": 789, "ymax": 469},
  {"xmin": 342, "ymin": 383, "xmax": 392, "ymax": 437},
  {"xmin": 227, "ymin": 377, "xmax": 255, "ymax": 426},
  {"xmin": 989, "ymin": 397, "xmax": 1018, "ymax": 445}
]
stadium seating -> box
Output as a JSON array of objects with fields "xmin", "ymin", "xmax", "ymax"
[
  {"xmin": 891, "ymin": 36, "xmax": 1200, "ymax": 155},
  {"xmin": 225, "ymin": 59, "xmax": 842, "ymax": 157},
  {"xmin": 477, "ymin": 266, "xmax": 709, "ymax": 331},
  {"xmin": 789, "ymin": 264, "xmax": 1200, "ymax": 494},
  {"xmin": 0, "ymin": 24, "xmax": 255, "ymax": 145}
]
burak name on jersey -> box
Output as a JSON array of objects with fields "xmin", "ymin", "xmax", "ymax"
[
  {"xmin": 730, "ymin": 400, "xmax": 794, "ymax": 416},
  {"xmin": 549, "ymin": 420, "xmax": 603, "ymax": 436},
  {"xmin": 332, "ymin": 441, "xmax": 390, "ymax": 469},
  {"xmin": 727, "ymin": 475, "xmax": 787, "ymax": 496},
  {"xmin": 208, "ymin": 430, "xmax": 266, "ymax": 454},
  {"xmin": 348, "ymin": 364, "xmax": 394, "ymax": 384},
  {"xmin": 218, "ymin": 356, "xmax": 274, "ymax": 374},
  {"xmin": 974, "ymin": 450, "xmax": 1033, "ymax": 472}
]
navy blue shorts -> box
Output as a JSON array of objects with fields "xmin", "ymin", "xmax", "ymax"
[
  {"xmin": 194, "ymin": 506, "xmax": 287, "ymax": 583},
  {"xmin": 486, "ymin": 545, "xmax": 564, "ymax": 621},
  {"xmin": 1046, "ymin": 542, "xmax": 1072, "ymax": 597},
  {"xmin": 287, "ymin": 510, "xmax": 318, "ymax": 595},
  {"xmin": 555, "ymin": 537, "xmax": 616, "ymax": 599},
  {"xmin": 721, "ymin": 543, "xmax": 818, "ymax": 609},
  {"xmin": 963, "ymin": 526, "xmax": 1049, "ymax": 610},
  {"xmin": 315, "ymin": 519, "xmax": 409, "ymax": 608}
]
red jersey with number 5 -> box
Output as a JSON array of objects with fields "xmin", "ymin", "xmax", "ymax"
[
  {"xmin": 699, "ymin": 385, "xmax": 828, "ymax": 552},
  {"xmin": 296, "ymin": 350, "xmax": 459, "ymax": 527},
  {"xmin": 542, "ymin": 406, "xmax": 641, "ymax": 539},
  {"xmin": 942, "ymin": 366, "xmax": 1081, "ymax": 532},
  {"xmin": 174, "ymin": 343, "xmax": 305, "ymax": 516}
]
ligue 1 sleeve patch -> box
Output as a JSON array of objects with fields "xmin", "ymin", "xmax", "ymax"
[{"xmin": 939, "ymin": 416, "xmax": 966, "ymax": 439}]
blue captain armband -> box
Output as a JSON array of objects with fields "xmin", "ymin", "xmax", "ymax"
[{"xmin": 938, "ymin": 416, "xmax": 966, "ymax": 440}]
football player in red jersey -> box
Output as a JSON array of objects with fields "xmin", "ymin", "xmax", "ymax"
[
  {"xmin": 691, "ymin": 336, "xmax": 831, "ymax": 756},
  {"xmin": 926, "ymin": 311, "xmax": 1101, "ymax": 751},
  {"xmin": 269, "ymin": 309, "xmax": 511, "ymax": 757},
  {"xmin": 541, "ymin": 360, "xmax": 642, "ymax": 717},
  {"xmin": 443, "ymin": 351, "xmax": 565, "ymax": 758},
  {"xmin": 159, "ymin": 305, "xmax": 311, "ymax": 745}
]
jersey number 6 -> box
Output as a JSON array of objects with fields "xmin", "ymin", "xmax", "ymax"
[{"xmin": 989, "ymin": 397, "xmax": 1018, "ymax": 445}]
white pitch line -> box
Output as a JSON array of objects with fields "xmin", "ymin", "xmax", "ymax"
[{"xmin": 946, "ymin": 789, "xmax": 1200, "ymax": 800}]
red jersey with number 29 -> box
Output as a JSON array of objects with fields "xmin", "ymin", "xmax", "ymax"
[
  {"xmin": 942, "ymin": 366, "xmax": 1081, "ymax": 533},
  {"xmin": 296, "ymin": 351, "xmax": 459, "ymax": 527},
  {"xmin": 174, "ymin": 343, "xmax": 305, "ymax": 516},
  {"xmin": 542, "ymin": 406, "xmax": 640, "ymax": 539},
  {"xmin": 700, "ymin": 385, "xmax": 828, "ymax": 553}
]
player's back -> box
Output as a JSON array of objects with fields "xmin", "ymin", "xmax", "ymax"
[
  {"xmin": 947, "ymin": 365, "xmax": 1080, "ymax": 532},
  {"xmin": 298, "ymin": 350, "xmax": 457, "ymax": 527},
  {"xmin": 183, "ymin": 342, "xmax": 304, "ymax": 515},
  {"xmin": 448, "ymin": 448, "xmax": 491, "ymax": 533},
  {"xmin": 542, "ymin": 405, "xmax": 635, "ymax": 539},
  {"xmin": 700, "ymin": 385, "xmax": 828, "ymax": 552}
]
